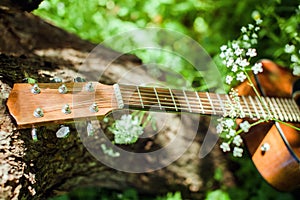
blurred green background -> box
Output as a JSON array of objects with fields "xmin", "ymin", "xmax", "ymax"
[{"xmin": 33, "ymin": 0, "xmax": 299, "ymax": 199}]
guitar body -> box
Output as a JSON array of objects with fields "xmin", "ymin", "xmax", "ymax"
[{"xmin": 237, "ymin": 60, "xmax": 300, "ymax": 191}]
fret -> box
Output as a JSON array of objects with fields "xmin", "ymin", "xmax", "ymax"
[
  {"xmin": 136, "ymin": 86, "xmax": 144, "ymax": 109},
  {"xmin": 290, "ymin": 100, "xmax": 300, "ymax": 122},
  {"xmin": 195, "ymin": 92, "xmax": 204, "ymax": 114},
  {"xmin": 237, "ymin": 99, "xmax": 245, "ymax": 118},
  {"xmin": 153, "ymin": 87, "xmax": 162, "ymax": 110},
  {"xmin": 206, "ymin": 92, "xmax": 216, "ymax": 115},
  {"xmin": 271, "ymin": 97, "xmax": 284, "ymax": 121},
  {"xmin": 255, "ymin": 96, "xmax": 266, "ymax": 119},
  {"xmin": 183, "ymin": 90, "xmax": 192, "ymax": 112},
  {"xmin": 266, "ymin": 97, "xmax": 277, "ymax": 119},
  {"xmin": 169, "ymin": 88, "xmax": 178, "ymax": 111},
  {"xmin": 283, "ymin": 99, "xmax": 294, "ymax": 121},
  {"xmin": 261, "ymin": 97, "xmax": 272, "ymax": 119},
  {"xmin": 216, "ymin": 94, "xmax": 226, "ymax": 115},
  {"xmin": 278, "ymin": 98, "xmax": 290, "ymax": 122},
  {"xmin": 241, "ymin": 96, "xmax": 253, "ymax": 119},
  {"xmin": 249, "ymin": 96, "xmax": 260, "ymax": 118}
]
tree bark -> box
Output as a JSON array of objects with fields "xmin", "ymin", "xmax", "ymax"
[{"xmin": 0, "ymin": 5, "xmax": 235, "ymax": 200}]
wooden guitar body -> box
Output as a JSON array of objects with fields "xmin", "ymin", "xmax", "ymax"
[{"xmin": 238, "ymin": 60, "xmax": 300, "ymax": 191}]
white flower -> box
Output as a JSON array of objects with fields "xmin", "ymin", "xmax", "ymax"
[
  {"xmin": 293, "ymin": 65, "xmax": 300, "ymax": 76},
  {"xmin": 231, "ymin": 64, "xmax": 238, "ymax": 72},
  {"xmin": 228, "ymin": 129, "xmax": 236, "ymax": 137},
  {"xmin": 246, "ymin": 48, "xmax": 257, "ymax": 57},
  {"xmin": 233, "ymin": 135, "xmax": 243, "ymax": 146},
  {"xmin": 232, "ymin": 42, "xmax": 239, "ymax": 49},
  {"xmin": 220, "ymin": 52, "xmax": 226, "ymax": 59},
  {"xmin": 220, "ymin": 45, "xmax": 228, "ymax": 51},
  {"xmin": 225, "ymin": 119, "xmax": 235, "ymax": 128},
  {"xmin": 220, "ymin": 142, "xmax": 231, "ymax": 152},
  {"xmin": 252, "ymin": 62, "xmax": 263, "ymax": 74},
  {"xmin": 240, "ymin": 121, "xmax": 251, "ymax": 132},
  {"xmin": 239, "ymin": 59, "xmax": 250, "ymax": 67},
  {"xmin": 225, "ymin": 75, "xmax": 233, "ymax": 84},
  {"xmin": 233, "ymin": 147, "xmax": 244, "ymax": 157},
  {"xmin": 248, "ymin": 24, "xmax": 254, "ymax": 30},
  {"xmin": 291, "ymin": 54, "xmax": 299, "ymax": 63},
  {"xmin": 236, "ymin": 72, "xmax": 247, "ymax": 82},
  {"xmin": 254, "ymin": 26, "xmax": 260, "ymax": 31},
  {"xmin": 226, "ymin": 58, "xmax": 234, "ymax": 67},
  {"xmin": 243, "ymin": 34, "xmax": 249, "ymax": 41},
  {"xmin": 241, "ymin": 26, "xmax": 247, "ymax": 33},
  {"xmin": 285, "ymin": 44, "xmax": 295, "ymax": 53},
  {"xmin": 234, "ymin": 48, "xmax": 244, "ymax": 56},
  {"xmin": 255, "ymin": 19, "xmax": 263, "ymax": 25},
  {"xmin": 216, "ymin": 123, "xmax": 223, "ymax": 134},
  {"xmin": 251, "ymin": 33, "xmax": 258, "ymax": 39}
]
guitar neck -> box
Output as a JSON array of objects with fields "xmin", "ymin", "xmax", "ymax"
[
  {"xmin": 6, "ymin": 82, "xmax": 300, "ymax": 128},
  {"xmin": 117, "ymin": 84, "xmax": 300, "ymax": 123}
]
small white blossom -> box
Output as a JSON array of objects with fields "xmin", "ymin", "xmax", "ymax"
[
  {"xmin": 255, "ymin": 19, "xmax": 263, "ymax": 25},
  {"xmin": 285, "ymin": 44, "xmax": 295, "ymax": 53},
  {"xmin": 241, "ymin": 26, "xmax": 247, "ymax": 33},
  {"xmin": 250, "ymin": 39, "xmax": 258, "ymax": 45},
  {"xmin": 225, "ymin": 75, "xmax": 233, "ymax": 84},
  {"xmin": 226, "ymin": 58, "xmax": 235, "ymax": 67},
  {"xmin": 220, "ymin": 52, "xmax": 226, "ymax": 59},
  {"xmin": 232, "ymin": 42, "xmax": 239, "ymax": 49},
  {"xmin": 252, "ymin": 62, "xmax": 263, "ymax": 74},
  {"xmin": 236, "ymin": 72, "xmax": 247, "ymax": 82},
  {"xmin": 220, "ymin": 142, "xmax": 231, "ymax": 152},
  {"xmin": 225, "ymin": 119, "xmax": 235, "ymax": 128},
  {"xmin": 252, "ymin": 33, "xmax": 258, "ymax": 38},
  {"xmin": 233, "ymin": 135, "xmax": 243, "ymax": 146},
  {"xmin": 291, "ymin": 54, "xmax": 299, "ymax": 63},
  {"xmin": 233, "ymin": 147, "xmax": 244, "ymax": 157},
  {"xmin": 216, "ymin": 123, "xmax": 223, "ymax": 134},
  {"xmin": 239, "ymin": 59, "xmax": 250, "ymax": 67},
  {"xmin": 228, "ymin": 129, "xmax": 236, "ymax": 137},
  {"xmin": 254, "ymin": 26, "xmax": 260, "ymax": 31},
  {"xmin": 220, "ymin": 45, "xmax": 228, "ymax": 51},
  {"xmin": 248, "ymin": 24, "xmax": 254, "ymax": 30},
  {"xmin": 246, "ymin": 48, "xmax": 257, "ymax": 57},
  {"xmin": 231, "ymin": 64, "xmax": 238, "ymax": 72},
  {"xmin": 243, "ymin": 34, "xmax": 249, "ymax": 41},
  {"xmin": 240, "ymin": 121, "xmax": 251, "ymax": 132},
  {"xmin": 234, "ymin": 48, "xmax": 244, "ymax": 56}
]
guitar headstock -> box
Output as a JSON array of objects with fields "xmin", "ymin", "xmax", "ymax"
[{"xmin": 7, "ymin": 82, "xmax": 117, "ymax": 128}]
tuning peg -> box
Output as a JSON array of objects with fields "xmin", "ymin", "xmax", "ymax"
[
  {"xmin": 58, "ymin": 84, "xmax": 68, "ymax": 94},
  {"xmin": 31, "ymin": 127, "xmax": 38, "ymax": 141},
  {"xmin": 74, "ymin": 77, "xmax": 86, "ymax": 82},
  {"xmin": 61, "ymin": 104, "xmax": 72, "ymax": 114},
  {"xmin": 85, "ymin": 82, "xmax": 95, "ymax": 92},
  {"xmin": 50, "ymin": 77, "xmax": 62, "ymax": 83},
  {"xmin": 56, "ymin": 125, "xmax": 70, "ymax": 138},
  {"xmin": 31, "ymin": 84, "xmax": 41, "ymax": 94}
]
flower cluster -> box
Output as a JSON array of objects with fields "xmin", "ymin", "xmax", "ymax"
[
  {"xmin": 109, "ymin": 114, "xmax": 144, "ymax": 144},
  {"xmin": 217, "ymin": 18, "xmax": 264, "ymax": 157},
  {"xmin": 220, "ymin": 19, "xmax": 263, "ymax": 85}
]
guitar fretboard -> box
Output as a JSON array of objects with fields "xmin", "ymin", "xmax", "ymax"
[{"xmin": 117, "ymin": 84, "xmax": 300, "ymax": 122}]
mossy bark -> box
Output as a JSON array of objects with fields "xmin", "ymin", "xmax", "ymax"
[{"xmin": 0, "ymin": 4, "xmax": 235, "ymax": 200}]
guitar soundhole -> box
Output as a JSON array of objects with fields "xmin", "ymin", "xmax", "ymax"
[{"xmin": 292, "ymin": 79, "xmax": 300, "ymax": 106}]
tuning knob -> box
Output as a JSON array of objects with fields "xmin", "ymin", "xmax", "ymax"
[
  {"xmin": 261, "ymin": 143, "xmax": 270, "ymax": 153},
  {"xmin": 56, "ymin": 126, "xmax": 70, "ymax": 138}
]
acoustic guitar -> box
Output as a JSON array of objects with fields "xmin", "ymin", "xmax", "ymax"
[{"xmin": 6, "ymin": 60, "xmax": 300, "ymax": 191}]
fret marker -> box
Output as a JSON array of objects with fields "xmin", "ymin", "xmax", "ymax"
[
  {"xmin": 31, "ymin": 84, "xmax": 41, "ymax": 94},
  {"xmin": 153, "ymin": 87, "xmax": 162, "ymax": 110},
  {"xmin": 113, "ymin": 84, "xmax": 124, "ymax": 109},
  {"xmin": 183, "ymin": 90, "xmax": 192, "ymax": 112}
]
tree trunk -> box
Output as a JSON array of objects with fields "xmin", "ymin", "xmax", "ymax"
[{"xmin": 0, "ymin": 5, "xmax": 235, "ymax": 200}]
